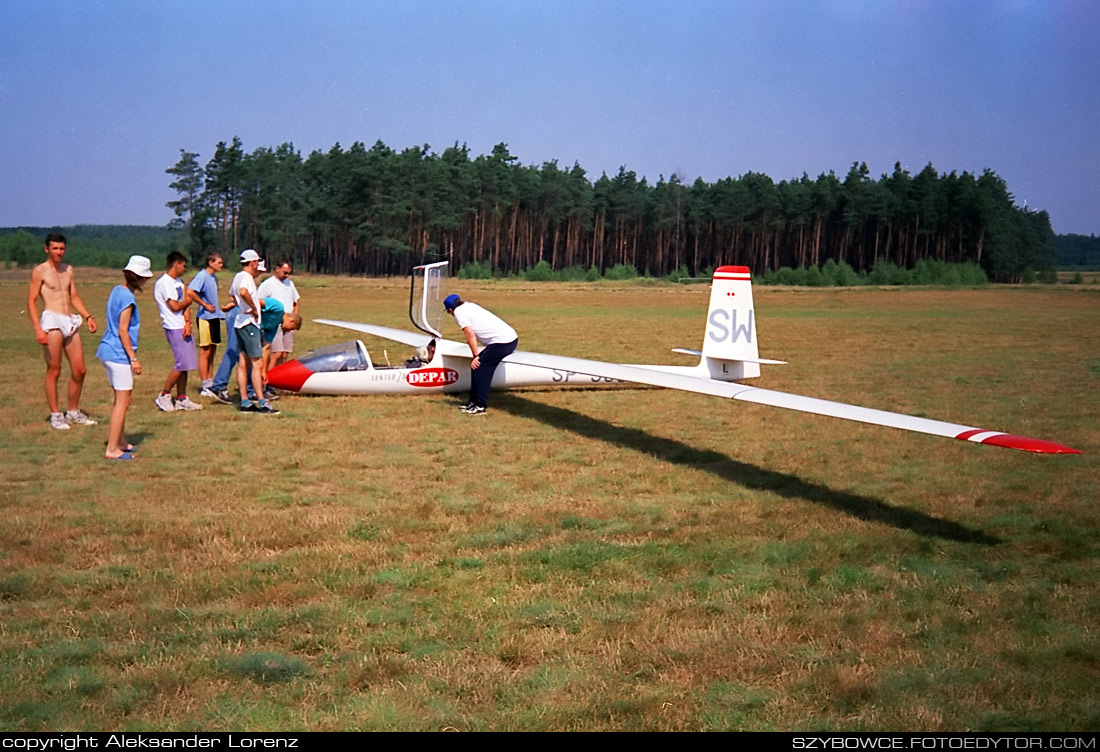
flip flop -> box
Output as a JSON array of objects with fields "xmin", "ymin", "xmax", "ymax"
[
  {"xmin": 122, "ymin": 444, "xmax": 136, "ymax": 452},
  {"xmin": 106, "ymin": 451, "xmax": 135, "ymax": 461}
]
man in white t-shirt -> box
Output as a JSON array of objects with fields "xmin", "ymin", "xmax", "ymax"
[
  {"xmin": 256, "ymin": 259, "xmax": 300, "ymax": 368},
  {"xmin": 443, "ymin": 293, "xmax": 518, "ymax": 415},
  {"xmin": 153, "ymin": 252, "xmax": 202, "ymax": 412},
  {"xmin": 229, "ymin": 250, "xmax": 277, "ymax": 414}
]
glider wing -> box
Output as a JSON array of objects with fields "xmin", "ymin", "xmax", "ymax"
[{"xmin": 502, "ymin": 350, "xmax": 1080, "ymax": 455}]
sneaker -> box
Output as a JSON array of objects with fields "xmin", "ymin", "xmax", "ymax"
[
  {"xmin": 256, "ymin": 401, "xmax": 280, "ymax": 415},
  {"xmin": 49, "ymin": 412, "xmax": 70, "ymax": 430},
  {"xmin": 263, "ymin": 387, "xmax": 279, "ymax": 401},
  {"xmin": 464, "ymin": 405, "xmax": 487, "ymax": 415},
  {"xmin": 210, "ymin": 389, "xmax": 233, "ymax": 405},
  {"xmin": 174, "ymin": 396, "xmax": 204, "ymax": 411},
  {"xmin": 64, "ymin": 409, "xmax": 97, "ymax": 426},
  {"xmin": 458, "ymin": 402, "xmax": 475, "ymax": 411},
  {"xmin": 238, "ymin": 400, "xmax": 257, "ymax": 413},
  {"xmin": 154, "ymin": 393, "xmax": 175, "ymax": 412}
]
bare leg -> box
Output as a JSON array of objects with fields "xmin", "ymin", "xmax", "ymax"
[
  {"xmin": 198, "ymin": 345, "xmax": 216, "ymax": 383},
  {"xmin": 176, "ymin": 370, "xmax": 188, "ymax": 397},
  {"xmin": 262, "ymin": 344, "xmax": 272, "ymax": 388},
  {"xmin": 105, "ymin": 389, "xmax": 132, "ymax": 458},
  {"xmin": 250, "ymin": 358, "xmax": 265, "ymax": 401},
  {"xmin": 162, "ymin": 369, "xmax": 182, "ymax": 394},
  {"xmin": 237, "ymin": 352, "xmax": 250, "ymax": 399},
  {"xmin": 62, "ymin": 332, "xmax": 87, "ymax": 412},
  {"xmin": 42, "ymin": 331, "xmax": 64, "ymax": 414}
]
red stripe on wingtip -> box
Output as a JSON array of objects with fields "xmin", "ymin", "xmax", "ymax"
[
  {"xmin": 955, "ymin": 429, "xmax": 985, "ymax": 441},
  {"xmin": 266, "ymin": 360, "xmax": 312, "ymax": 392},
  {"xmin": 979, "ymin": 434, "xmax": 1081, "ymax": 454}
]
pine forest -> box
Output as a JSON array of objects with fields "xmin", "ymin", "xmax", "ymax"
[{"xmin": 166, "ymin": 137, "xmax": 1057, "ymax": 283}]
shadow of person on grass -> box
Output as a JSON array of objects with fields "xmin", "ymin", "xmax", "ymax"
[{"xmin": 492, "ymin": 394, "xmax": 999, "ymax": 545}]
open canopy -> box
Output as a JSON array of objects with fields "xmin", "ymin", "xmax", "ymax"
[{"xmin": 410, "ymin": 261, "xmax": 449, "ymax": 338}]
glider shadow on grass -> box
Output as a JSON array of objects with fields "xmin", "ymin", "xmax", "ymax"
[{"xmin": 494, "ymin": 394, "xmax": 999, "ymax": 545}]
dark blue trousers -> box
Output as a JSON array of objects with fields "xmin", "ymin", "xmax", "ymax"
[{"xmin": 470, "ymin": 339, "xmax": 517, "ymax": 408}]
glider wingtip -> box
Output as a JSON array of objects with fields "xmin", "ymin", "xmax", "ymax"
[{"xmin": 977, "ymin": 434, "xmax": 1080, "ymax": 454}]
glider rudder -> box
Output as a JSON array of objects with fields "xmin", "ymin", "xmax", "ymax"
[{"xmin": 702, "ymin": 266, "xmax": 761, "ymax": 379}]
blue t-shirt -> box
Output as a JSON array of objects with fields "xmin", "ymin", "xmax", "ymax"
[
  {"xmin": 260, "ymin": 298, "xmax": 285, "ymax": 344},
  {"xmin": 96, "ymin": 285, "xmax": 140, "ymax": 364},
  {"xmin": 188, "ymin": 269, "xmax": 225, "ymax": 320}
]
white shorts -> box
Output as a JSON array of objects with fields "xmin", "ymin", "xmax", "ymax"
[
  {"xmin": 270, "ymin": 326, "xmax": 294, "ymax": 353},
  {"xmin": 41, "ymin": 311, "xmax": 82, "ymax": 340},
  {"xmin": 100, "ymin": 358, "xmax": 133, "ymax": 391}
]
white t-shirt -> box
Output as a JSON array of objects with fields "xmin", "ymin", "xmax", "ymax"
[
  {"xmin": 453, "ymin": 302, "xmax": 517, "ymax": 345},
  {"xmin": 229, "ymin": 271, "xmax": 259, "ymax": 329},
  {"xmin": 257, "ymin": 276, "xmax": 300, "ymax": 313},
  {"xmin": 153, "ymin": 273, "xmax": 186, "ymax": 330}
]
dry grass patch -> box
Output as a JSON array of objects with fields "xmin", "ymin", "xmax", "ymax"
[{"xmin": 1, "ymin": 273, "xmax": 1097, "ymax": 730}]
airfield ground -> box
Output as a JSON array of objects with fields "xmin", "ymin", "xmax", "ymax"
[{"xmin": 1, "ymin": 270, "xmax": 1097, "ymax": 731}]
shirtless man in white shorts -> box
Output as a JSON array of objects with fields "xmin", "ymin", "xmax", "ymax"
[{"xmin": 26, "ymin": 233, "xmax": 99, "ymax": 430}]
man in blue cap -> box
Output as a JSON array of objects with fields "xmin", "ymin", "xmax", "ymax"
[{"xmin": 444, "ymin": 293, "xmax": 517, "ymax": 415}]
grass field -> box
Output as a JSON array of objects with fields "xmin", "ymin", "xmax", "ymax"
[{"xmin": 1, "ymin": 269, "xmax": 1097, "ymax": 731}]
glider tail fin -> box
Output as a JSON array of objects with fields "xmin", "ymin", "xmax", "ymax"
[{"xmin": 701, "ymin": 266, "xmax": 764, "ymax": 380}]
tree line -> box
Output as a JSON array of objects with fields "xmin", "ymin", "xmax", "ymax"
[
  {"xmin": 0, "ymin": 226, "xmax": 181, "ymax": 269},
  {"xmin": 1055, "ymin": 233, "xmax": 1100, "ymax": 269},
  {"xmin": 167, "ymin": 138, "xmax": 1054, "ymax": 282}
]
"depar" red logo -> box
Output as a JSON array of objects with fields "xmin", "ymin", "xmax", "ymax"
[{"xmin": 406, "ymin": 368, "xmax": 459, "ymax": 387}]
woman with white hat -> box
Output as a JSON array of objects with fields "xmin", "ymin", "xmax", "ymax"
[{"xmin": 95, "ymin": 255, "xmax": 154, "ymax": 460}]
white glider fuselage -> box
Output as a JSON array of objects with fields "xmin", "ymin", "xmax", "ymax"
[{"xmin": 282, "ymin": 354, "xmax": 626, "ymax": 396}]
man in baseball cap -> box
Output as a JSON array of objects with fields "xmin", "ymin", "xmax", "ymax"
[{"xmin": 444, "ymin": 294, "xmax": 517, "ymax": 415}]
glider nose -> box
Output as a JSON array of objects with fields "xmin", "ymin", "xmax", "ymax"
[{"xmin": 266, "ymin": 359, "xmax": 313, "ymax": 392}]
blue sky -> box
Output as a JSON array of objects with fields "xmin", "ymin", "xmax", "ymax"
[{"xmin": 1, "ymin": 0, "xmax": 1097, "ymax": 234}]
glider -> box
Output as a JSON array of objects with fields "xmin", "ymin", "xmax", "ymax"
[{"xmin": 267, "ymin": 262, "xmax": 1080, "ymax": 454}]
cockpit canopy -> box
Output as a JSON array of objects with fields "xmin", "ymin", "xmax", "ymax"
[{"xmin": 297, "ymin": 341, "xmax": 371, "ymax": 373}]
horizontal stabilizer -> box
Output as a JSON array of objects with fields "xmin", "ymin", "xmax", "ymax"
[
  {"xmin": 672, "ymin": 347, "xmax": 786, "ymax": 365},
  {"xmin": 668, "ymin": 347, "xmax": 783, "ymax": 365}
]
